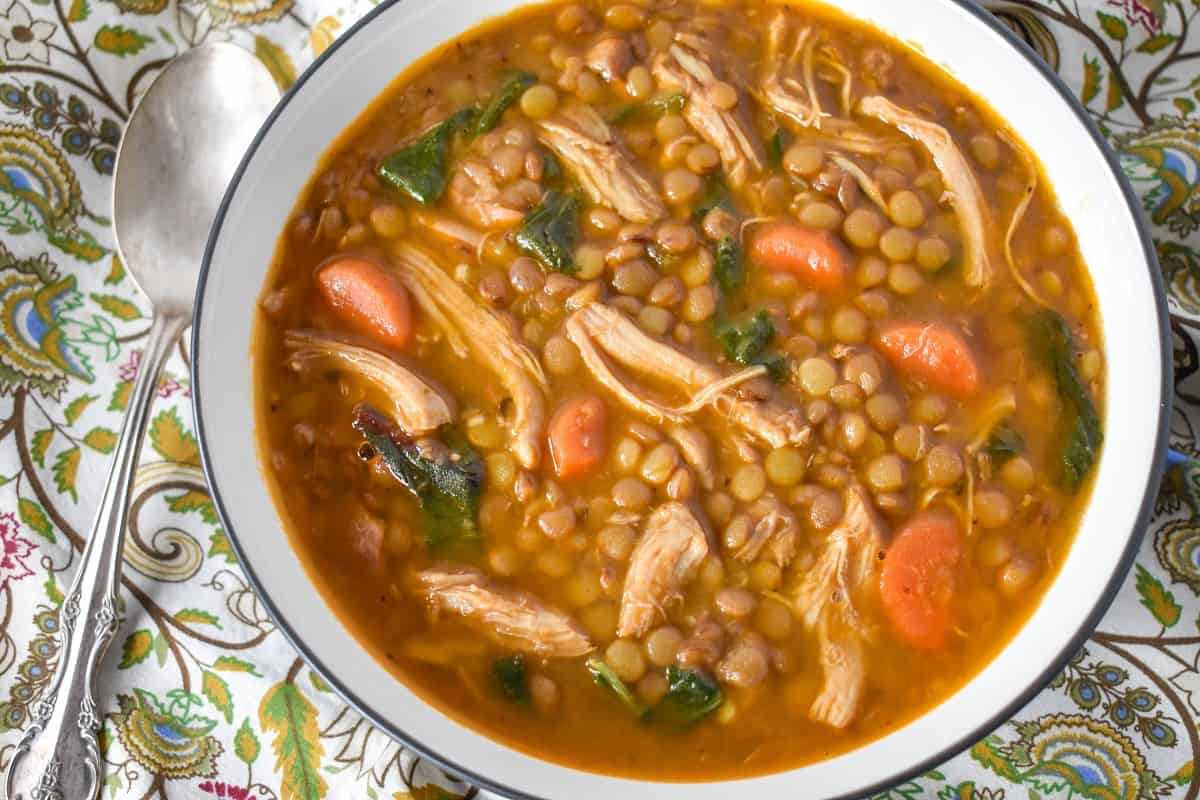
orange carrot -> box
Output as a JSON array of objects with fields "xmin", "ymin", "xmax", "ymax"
[
  {"xmin": 749, "ymin": 222, "xmax": 848, "ymax": 291},
  {"xmin": 548, "ymin": 396, "xmax": 608, "ymax": 480},
  {"xmin": 879, "ymin": 511, "xmax": 964, "ymax": 650},
  {"xmin": 875, "ymin": 321, "xmax": 979, "ymax": 399},
  {"xmin": 316, "ymin": 256, "xmax": 413, "ymax": 349}
]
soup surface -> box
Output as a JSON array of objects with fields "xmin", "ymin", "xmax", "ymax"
[{"xmin": 254, "ymin": 0, "xmax": 1105, "ymax": 780}]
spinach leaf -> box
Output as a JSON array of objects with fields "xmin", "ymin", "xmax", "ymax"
[
  {"xmin": 607, "ymin": 93, "xmax": 686, "ymax": 125},
  {"xmin": 984, "ymin": 420, "xmax": 1024, "ymax": 466},
  {"xmin": 713, "ymin": 310, "xmax": 788, "ymax": 382},
  {"xmin": 714, "ymin": 236, "xmax": 745, "ymax": 295},
  {"xmin": 586, "ymin": 657, "xmax": 647, "ymax": 715},
  {"xmin": 353, "ymin": 405, "xmax": 485, "ymax": 550},
  {"xmin": 377, "ymin": 107, "xmax": 475, "ymax": 204},
  {"xmin": 491, "ymin": 655, "xmax": 530, "ymax": 704},
  {"xmin": 515, "ymin": 190, "xmax": 580, "ymax": 274},
  {"xmin": 692, "ymin": 174, "xmax": 735, "ymax": 222},
  {"xmin": 541, "ymin": 150, "xmax": 564, "ymax": 185},
  {"xmin": 766, "ymin": 127, "xmax": 793, "ymax": 171},
  {"xmin": 474, "ymin": 70, "xmax": 537, "ymax": 137},
  {"xmin": 1026, "ymin": 309, "xmax": 1103, "ymax": 491},
  {"xmin": 650, "ymin": 667, "xmax": 723, "ymax": 726}
]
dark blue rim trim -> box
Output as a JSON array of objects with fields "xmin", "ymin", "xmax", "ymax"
[{"xmin": 191, "ymin": 1, "xmax": 1173, "ymax": 797}]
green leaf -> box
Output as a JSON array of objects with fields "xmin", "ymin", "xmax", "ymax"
[
  {"xmin": 67, "ymin": 0, "xmax": 88, "ymax": 22},
  {"xmin": 235, "ymin": 717, "xmax": 261, "ymax": 765},
  {"xmin": 104, "ymin": 254, "xmax": 125, "ymax": 285},
  {"xmin": 377, "ymin": 107, "xmax": 475, "ymax": 204},
  {"xmin": 214, "ymin": 655, "xmax": 262, "ymax": 676},
  {"xmin": 53, "ymin": 446, "xmax": 80, "ymax": 502},
  {"xmin": 1097, "ymin": 11, "xmax": 1128, "ymax": 40},
  {"xmin": 94, "ymin": 25, "xmax": 152, "ymax": 56},
  {"xmin": 1174, "ymin": 97, "xmax": 1195, "ymax": 116},
  {"xmin": 970, "ymin": 737, "xmax": 1021, "ymax": 781},
  {"xmin": 202, "ymin": 670, "xmax": 234, "ymax": 723},
  {"xmin": 515, "ymin": 189, "xmax": 580, "ymax": 274},
  {"xmin": 259, "ymin": 680, "xmax": 328, "ymax": 800},
  {"xmin": 153, "ymin": 631, "xmax": 169, "ymax": 667},
  {"xmin": 354, "ymin": 408, "xmax": 484, "ymax": 552},
  {"xmin": 118, "ymin": 629, "xmax": 153, "ymax": 669},
  {"xmin": 649, "ymin": 666, "xmax": 723, "ymax": 726},
  {"xmin": 1137, "ymin": 33, "xmax": 1177, "ymax": 53},
  {"xmin": 714, "ymin": 236, "xmax": 745, "ymax": 296},
  {"xmin": 1169, "ymin": 759, "xmax": 1193, "ymax": 785},
  {"xmin": 1106, "ymin": 71, "xmax": 1125, "ymax": 112},
  {"xmin": 984, "ymin": 420, "xmax": 1024, "ymax": 466},
  {"xmin": 84, "ymin": 427, "xmax": 118, "ymax": 454},
  {"xmin": 90, "ymin": 292, "xmax": 142, "ymax": 320},
  {"xmin": 766, "ymin": 127, "xmax": 792, "ymax": 171},
  {"xmin": 692, "ymin": 174, "xmax": 734, "ymax": 222},
  {"xmin": 209, "ymin": 529, "xmax": 238, "ymax": 564},
  {"xmin": 31, "ymin": 428, "xmax": 53, "ymax": 467},
  {"xmin": 149, "ymin": 407, "xmax": 200, "ymax": 466},
  {"xmin": 712, "ymin": 310, "xmax": 787, "ymax": 381},
  {"xmin": 18, "ymin": 498, "xmax": 55, "ymax": 542},
  {"xmin": 44, "ymin": 573, "xmax": 64, "ymax": 606},
  {"xmin": 1135, "ymin": 564, "xmax": 1181, "ymax": 627},
  {"xmin": 587, "ymin": 657, "xmax": 647, "ymax": 715},
  {"xmin": 491, "ymin": 655, "xmax": 530, "ymax": 704},
  {"xmin": 254, "ymin": 35, "xmax": 296, "ymax": 91},
  {"xmin": 607, "ymin": 92, "xmax": 685, "ymax": 124},
  {"xmin": 473, "ymin": 70, "xmax": 536, "ymax": 136},
  {"xmin": 166, "ymin": 489, "xmax": 218, "ymax": 524},
  {"xmin": 109, "ymin": 381, "xmax": 131, "ymax": 412},
  {"xmin": 309, "ymin": 671, "xmax": 331, "ymax": 693},
  {"xmin": 64, "ymin": 393, "xmax": 97, "ymax": 424},
  {"xmin": 1082, "ymin": 55, "xmax": 1102, "ymax": 105},
  {"xmin": 175, "ymin": 608, "xmax": 222, "ymax": 628}
]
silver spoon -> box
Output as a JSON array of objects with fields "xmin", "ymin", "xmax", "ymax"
[{"xmin": 4, "ymin": 42, "xmax": 279, "ymax": 800}]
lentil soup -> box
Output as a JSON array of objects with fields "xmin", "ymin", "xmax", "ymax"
[{"xmin": 254, "ymin": 0, "xmax": 1105, "ymax": 780}]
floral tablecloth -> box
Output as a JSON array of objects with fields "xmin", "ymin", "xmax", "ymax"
[{"xmin": 0, "ymin": 0, "xmax": 1199, "ymax": 797}]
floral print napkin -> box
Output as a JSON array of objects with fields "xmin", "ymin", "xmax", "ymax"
[{"xmin": 0, "ymin": 0, "xmax": 1198, "ymax": 798}]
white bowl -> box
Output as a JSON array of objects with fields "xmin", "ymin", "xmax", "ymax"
[{"xmin": 193, "ymin": 1, "xmax": 1171, "ymax": 797}]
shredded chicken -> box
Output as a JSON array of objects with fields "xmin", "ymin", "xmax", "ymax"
[
  {"xmin": 653, "ymin": 37, "xmax": 765, "ymax": 188},
  {"xmin": 412, "ymin": 209, "xmax": 484, "ymax": 250},
  {"xmin": 412, "ymin": 566, "xmax": 593, "ymax": 658},
  {"xmin": 734, "ymin": 496, "xmax": 799, "ymax": 566},
  {"xmin": 284, "ymin": 330, "xmax": 454, "ymax": 435},
  {"xmin": 565, "ymin": 304, "xmax": 809, "ymax": 449},
  {"xmin": 667, "ymin": 424, "xmax": 716, "ymax": 490},
  {"xmin": 393, "ymin": 245, "xmax": 547, "ymax": 468},
  {"xmin": 759, "ymin": 11, "xmax": 823, "ymax": 129},
  {"xmin": 448, "ymin": 157, "xmax": 528, "ymax": 229},
  {"xmin": 586, "ymin": 36, "xmax": 633, "ymax": 82},
  {"xmin": 830, "ymin": 154, "xmax": 888, "ymax": 213},
  {"xmin": 792, "ymin": 485, "xmax": 885, "ymax": 728},
  {"xmin": 998, "ymin": 130, "xmax": 1052, "ymax": 308},
  {"xmin": 858, "ymin": 96, "xmax": 996, "ymax": 289},
  {"xmin": 538, "ymin": 106, "xmax": 667, "ymax": 223},
  {"xmin": 618, "ymin": 502, "xmax": 710, "ymax": 638}
]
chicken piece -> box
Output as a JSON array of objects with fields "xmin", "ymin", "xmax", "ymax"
[
  {"xmin": 565, "ymin": 304, "xmax": 808, "ymax": 449},
  {"xmin": 792, "ymin": 485, "xmax": 885, "ymax": 728},
  {"xmin": 858, "ymin": 95, "xmax": 995, "ymax": 289},
  {"xmin": 734, "ymin": 496, "xmax": 799, "ymax": 566},
  {"xmin": 412, "ymin": 210, "xmax": 484, "ymax": 250},
  {"xmin": 393, "ymin": 245, "xmax": 547, "ymax": 468},
  {"xmin": 653, "ymin": 37, "xmax": 765, "ymax": 188},
  {"xmin": 586, "ymin": 37, "xmax": 633, "ymax": 82},
  {"xmin": 758, "ymin": 10, "xmax": 823, "ymax": 129},
  {"xmin": 618, "ymin": 502, "xmax": 709, "ymax": 638},
  {"xmin": 412, "ymin": 566, "xmax": 593, "ymax": 658},
  {"xmin": 448, "ymin": 157, "xmax": 526, "ymax": 229},
  {"xmin": 350, "ymin": 507, "xmax": 385, "ymax": 569},
  {"xmin": 284, "ymin": 330, "xmax": 454, "ymax": 436},
  {"xmin": 667, "ymin": 424, "xmax": 715, "ymax": 490},
  {"xmin": 538, "ymin": 106, "xmax": 667, "ymax": 223}
]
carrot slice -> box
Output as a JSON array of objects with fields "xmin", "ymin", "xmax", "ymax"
[
  {"xmin": 749, "ymin": 221, "xmax": 848, "ymax": 291},
  {"xmin": 879, "ymin": 511, "xmax": 964, "ymax": 650},
  {"xmin": 316, "ymin": 256, "xmax": 413, "ymax": 349},
  {"xmin": 875, "ymin": 321, "xmax": 979, "ymax": 399},
  {"xmin": 548, "ymin": 396, "xmax": 608, "ymax": 480}
]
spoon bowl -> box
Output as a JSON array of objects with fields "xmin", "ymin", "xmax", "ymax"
[{"xmin": 5, "ymin": 42, "xmax": 277, "ymax": 800}]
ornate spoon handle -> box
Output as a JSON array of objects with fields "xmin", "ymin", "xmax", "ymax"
[{"xmin": 4, "ymin": 312, "xmax": 189, "ymax": 800}]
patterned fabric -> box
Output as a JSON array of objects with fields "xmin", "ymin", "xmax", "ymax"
[{"xmin": 0, "ymin": 0, "xmax": 1197, "ymax": 797}]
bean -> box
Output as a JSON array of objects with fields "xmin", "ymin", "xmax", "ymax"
[
  {"xmin": 687, "ymin": 142, "xmax": 721, "ymax": 174},
  {"xmin": 368, "ymin": 205, "xmax": 407, "ymax": 239},
  {"xmin": 655, "ymin": 114, "xmax": 689, "ymax": 143},
  {"xmin": 856, "ymin": 256, "xmax": 889, "ymax": 288},
  {"xmin": 542, "ymin": 335, "xmax": 579, "ymax": 376},
  {"xmin": 977, "ymin": 532, "xmax": 1014, "ymax": 568},
  {"xmin": 731, "ymin": 463, "xmax": 767, "ymax": 502},
  {"xmin": 760, "ymin": 175, "xmax": 791, "ymax": 213},
  {"xmin": 880, "ymin": 227, "xmax": 917, "ymax": 262},
  {"xmin": 467, "ymin": 417, "xmax": 504, "ymax": 449},
  {"xmin": 923, "ymin": 444, "xmax": 964, "ymax": 487},
  {"xmin": 681, "ymin": 285, "xmax": 717, "ymax": 322},
  {"xmin": 565, "ymin": 568, "xmax": 603, "ymax": 607},
  {"xmin": 509, "ymin": 256, "xmax": 545, "ymax": 293},
  {"xmin": 703, "ymin": 207, "xmax": 739, "ymax": 240},
  {"xmin": 912, "ymin": 393, "xmax": 950, "ymax": 425},
  {"xmin": 612, "ymin": 259, "xmax": 658, "ymax": 296},
  {"xmin": 799, "ymin": 201, "xmax": 843, "ymax": 230},
  {"xmin": 666, "ymin": 467, "xmax": 694, "ymax": 500},
  {"xmin": 612, "ymin": 477, "xmax": 653, "ymax": 510},
  {"xmin": 626, "ymin": 64, "xmax": 654, "ymax": 98},
  {"xmin": 641, "ymin": 443, "xmax": 680, "ymax": 486},
  {"xmin": 889, "ymin": 190, "xmax": 926, "ymax": 228},
  {"xmin": 839, "ymin": 411, "xmax": 870, "ymax": 451},
  {"xmin": 645, "ymin": 626, "xmax": 684, "ymax": 667},
  {"xmin": 970, "ymin": 133, "xmax": 1001, "ymax": 169},
  {"xmin": 829, "ymin": 381, "xmax": 864, "ymax": 408},
  {"xmin": 637, "ymin": 672, "xmax": 670, "ymax": 705},
  {"xmin": 831, "ymin": 307, "xmax": 868, "ymax": 344},
  {"xmin": 538, "ymin": 506, "xmax": 577, "ymax": 540},
  {"xmin": 521, "ymin": 85, "xmax": 558, "ymax": 120},
  {"xmin": 1002, "ymin": 456, "xmax": 1036, "ymax": 492},
  {"xmin": 894, "ymin": 424, "xmax": 927, "ymax": 461},
  {"xmin": 865, "ymin": 393, "xmax": 903, "ymax": 432},
  {"xmin": 866, "ymin": 453, "xmax": 906, "ymax": 493},
  {"xmin": 576, "ymin": 71, "xmax": 604, "ymax": 103},
  {"xmin": 530, "ymin": 673, "xmax": 560, "ymax": 714},
  {"xmin": 649, "ymin": 275, "xmax": 686, "ymax": 307},
  {"xmin": 975, "ymin": 488, "xmax": 1014, "ymax": 528},
  {"xmin": 487, "ymin": 452, "xmax": 516, "ymax": 488},
  {"xmin": 707, "ymin": 80, "xmax": 739, "ymax": 110},
  {"xmin": 716, "ymin": 587, "xmax": 757, "ymax": 618},
  {"xmin": 843, "ymin": 207, "xmax": 885, "ymax": 250},
  {"xmin": 556, "ymin": 3, "xmax": 593, "ymax": 32},
  {"xmin": 646, "ymin": 19, "xmax": 675, "ymax": 51},
  {"xmin": 536, "ymin": 550, "xmax": 572, "ymax": 578},
  {"xmin": 680, "ymin": 249, "xmax": 714, "ymax": 286},
  {"xmin": 723, "ymin": 513, "xmax": 753, "ymax": 551},
  {"xmin": 487, "ymin": 545, "xmax": 521, "ymax": 577},
  {"xmin": 765, "ymin": 447, "xmax": 806, "ymax": 487},
  {"xmin": 706, "ymin": 491, "xmax": 735, "ymax": 526},
  {"xmin": 999, "ymin": 556, "xmax": 1040, "ymax": 597},
  {"xmin": 856, "ymin": 289, "xmax": 890, "ymax": 318},
  {"xmin": 888, "ymin": 263, "xmax": 924, "ymax": 295},
  {"xmin": 916, "ymin": 237, "xmax": 952, "ymax": 271},
  {"xmin": 664, "ymin": 169, "xmax": 703, "ymax": 205},
  {"xmin": 1043, "ymin": 225, "xmax": 1071, "ymax": 256},
  {"xmin": 598, "ymin": 524, "xmax": 636, "ymax": 561},
  {"xmin": 799, "ymin": 357, "xmax": 837, "ymax": 396},
  {"xmin": 606, "ymin": 639, "xmax": 647, "ymax": 682},
  {"xmin": 1081, "ymin": 350, "xmax": 1102, "ymax": 381},
  {"xmin": 615, "ymin": 437, "xmax": 643, "ymax": 472},
  {"xmin": 657, "ymin": 222, "xmax": 698, "ymax": 254},
  {"xmin": 589, "ymin": 207, "xmax": 622, "ymax": 233},
  {"xmin": 607, "ymin": 4, "xmax": 646, "ymax": 31},
  {"xmin": 784, "ymin": 143, "xmax": 824, "ymax": 177},
  {"xmin": 749, "ymin": 560, "xmax": 782, "ymax": 591},
  {"xmin": 755, "ymin": 598, "xmax": 793, "ymax": 640},
  {"xmin": 717, "ymin": 634, "xmax": 770, "ymax": 689},
  {"xmin": 580, "ymin": 601, "xmax": 618, "ymax": 641},
  {"xmin": 809, "ymin": 489, "xmax": 844, "ymax": 530}
]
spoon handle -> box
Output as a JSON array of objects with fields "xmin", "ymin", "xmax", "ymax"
[{"xmin": 4, "ymin": 312, "xmax": 189, "ymax": 800}]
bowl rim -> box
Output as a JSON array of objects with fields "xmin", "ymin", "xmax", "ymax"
[{"xmin": 191, "ymin": 0, "xmax": 1173, "ymax": 796}]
